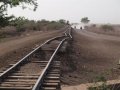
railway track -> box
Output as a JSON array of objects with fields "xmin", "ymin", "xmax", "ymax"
[{"xmin": 0, "ymin": 26, "xmax": 72, "ymax": 90}]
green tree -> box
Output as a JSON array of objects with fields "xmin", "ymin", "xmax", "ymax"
[
  {"xmin": 11, "ymin": 17, "xmax": 29, "ymax": 32},
  {"xmin": 58, "ymin": 19, "xmax": 66, "ymax": 24},
  {"xmin": 81, "ymin": 17, "xmax": 90, "ymax": 24},
  {"xmin": 0, "ymin": 0, "xmax": 38, "ymax": 11},
  {"xmin": 0, "ymin": 0, "xmax": 38, "ymax": 27},
  {"xmin": 0, "ymin": 14, "xmax": 14, "ymax": 27}
]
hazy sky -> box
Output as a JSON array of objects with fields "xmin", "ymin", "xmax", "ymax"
[{"xmin": 8, "ymin": 0, "xmax": 120, "ymax": 24}]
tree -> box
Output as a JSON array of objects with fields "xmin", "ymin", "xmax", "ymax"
[
  {"xmin": 0, "ymin": 0, "xmax": 38, "ymax": 11},
  {"xmin": 81, "ymin": 17, "xmax": 90, "ymax": 24},
  {"xmin": 0, "ymin": 14, "xmax": 14, "ymax": 27},
  {"xmin": 58, "ymin": 19, "xmax": 66, "ymax": 24},
  {"xmin": 66, "ymin": 20, "xmax": 70, "ymax": 25},
  {"xmin": 0, "ymin": 0, "xmax": 38, "ymax": 27}
]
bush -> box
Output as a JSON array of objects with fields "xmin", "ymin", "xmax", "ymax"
[
  {"xmin": 0, "ymin": 32, "xmax": 6, "ymax": 39},
  {"xmin": 1, "ymin": 18, "xmax": 66, "ymax": 37},
  {"xmin": 88, "ymin": 76, "xmax": 111, "ymax": 90},
  {"xmin": 15, "ymin": 20, "xmax": 65, "ymax": 32},
  {"xmin": 0, "ymin": 26, "xmax": 17, "ymax": 37},
  {"xmin": 23, "ymin": 21, "xmax": 36, "ymax": 31},
  {"xmin": 101, "ymin": 25, "xmax": 114, "ymax": 31},
  {"xmin": 16, "ymin": 26, "xmax": 25, "ymax": 32},
  {"xmin": 11, "ymin": 17, "xmax": 27, "ymax": 32},
  {"xmin": 92, "ymin": 24, "xmax": 96, "ymax": 27},
  {"xmin": 84, "ymin": 26, "xmax": 88, "ymax": 29},
  {"xmin": 46, "ymin": 22, "xmax": 64, "ymax": 30}
]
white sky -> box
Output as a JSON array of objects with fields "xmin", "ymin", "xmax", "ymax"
[{"xmin": 8, "ymin": 0, "xmax": 120, "ymax": 24}]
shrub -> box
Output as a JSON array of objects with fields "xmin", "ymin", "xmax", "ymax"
[
  {"xmin": 0, "ymin": 32, "xmax": 6, "ymax": 39},
  {"xmin": 23, "ymin": 21, "xmax": 36, "ymax": 31},
  {"xmin": 11, "ymin": 17, "xmax": 27, "ymax": 32},
  {"xmin": 89, "ymin": 85, "xmax": 110, "ymax": 90},
  {"xmin": 88, "ymin": 76, "xmax": 111, "ymax": 90},
  {"xmin": 92, "ymin": 24, "xmax": 96, "ymax": 27},
  {"xmin": 58, "ymin": 19, "xmax": 66, "ymax": 24},
  {"xmin": 84, "ymin": 26, "xmax": 88, "ymax": 29},
  {"xmin": 16, "ymin": 26, "xmax": 25, "ymax": 32},
  {"xmin": 1, "ymin": 18, "xmax": 66, "ymax": 36},
  {"xmin": 101, "ymin": 25, "xmax": 114, "ymax": 31},
  {"xmin": 46, "ymin": 22, "xmax": 64, "ymax": 30},
  {"xmin": 0, "ymin": 26, "xmax": 17, "ymax": 37}
]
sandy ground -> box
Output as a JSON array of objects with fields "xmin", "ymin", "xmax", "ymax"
[
  {"xmin": 87, "ymin": 25, "xmax": 120, "ymax": 36},
  {"xmin": 1, "ymin": 26, "xmax": 120, "ymax": 89},
  {"xmin": 61, "ymin": 29, "xmax": 120, "ymax": 89},
  {"xmin": 0, "ymin": 30, "xmax": 64, "ymax": 69},
  {"xmin": 62, "ymin": 79, "xmax": 120, "ymax": 90}
]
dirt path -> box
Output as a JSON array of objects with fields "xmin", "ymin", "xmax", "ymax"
[
  {"xmin": 0, "ymin": 30, "xmax": 64, "ymax": 69},
  {"xmin": 61, "ymin": 29, "xmax": 120, "ymax": 89},
  {"xmin": 76, "ymin": 29, "xmax": 120, "ymax": 41},
  {"xmin": 62, "ymin": 79, "xmax": 120, "ymax": 90},
  {"xmin": 0, "ymin": 30, "xmax": 63, "ymax": 56},
  {"xmin": 74, "ymin": 29, "xmax": 120, "ymax": 72}
]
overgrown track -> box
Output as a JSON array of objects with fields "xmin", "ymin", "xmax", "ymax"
[{"xmin": 0, "ymin": 26, "xmax": 72, "ymax": 90}]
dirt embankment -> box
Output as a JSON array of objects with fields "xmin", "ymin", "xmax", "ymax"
[
  {"xmin": 61, "ymin": 29, "xmax": 120, "ymax": 85},
  {"xmin": 0, "ymin": 30, "xmax": 64, "ymax": 69}
]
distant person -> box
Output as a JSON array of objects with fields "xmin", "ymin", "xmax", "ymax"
[
  {"xmin": 74, "ymin": 26, "xmax": 76, "ymax": 29},
  {"xmin": 80, "ymin": 27, "xmax": 82, "ymax": 30}
]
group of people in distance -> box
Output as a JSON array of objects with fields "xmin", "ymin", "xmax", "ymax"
[{"xmin": 74, "ymin": 26, "xmax": 83, "ymax": 30}]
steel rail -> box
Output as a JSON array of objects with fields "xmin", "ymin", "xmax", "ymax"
[
  {"xmin": 69, "ymin": 28, "xmax": 73, "ymax": 39},
  {"xmin": 0, "ymin": 26, "xmax": 72, "ymax": 89},
  {"xmin": 32, "ymin": 37, "xmax": 68, "ymax": 90},
  {"xmin": 63, "ymin": 26, "xmax": 70, "ymax": 36},
  {"xmin": 0, "ymin": 35, "xmax": 65, "ymax": 81},
  {"xmin": 64, "ymin": 26, "xmax": 72, "ymax": 38}
]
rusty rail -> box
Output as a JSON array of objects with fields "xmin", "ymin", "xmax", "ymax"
[
  {"xmin": 32, "ymin": 38, "xmax": 68, "ymax": 90},
  {"xmin": 0, "ymin": 36, "xmax": 65, "ymax": 80},
  {"xmin": 0, "ymin": 26, "xmax": 72, "ymax": 90}
]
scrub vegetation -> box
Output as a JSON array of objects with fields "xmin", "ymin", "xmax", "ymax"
[
  {"xmin": 0, "ymin": 18, "xmax": 68, "ymax": 40},
  {"xmin": 101, "ymin": 25, "xmax": 114, "ymax": 31}
]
